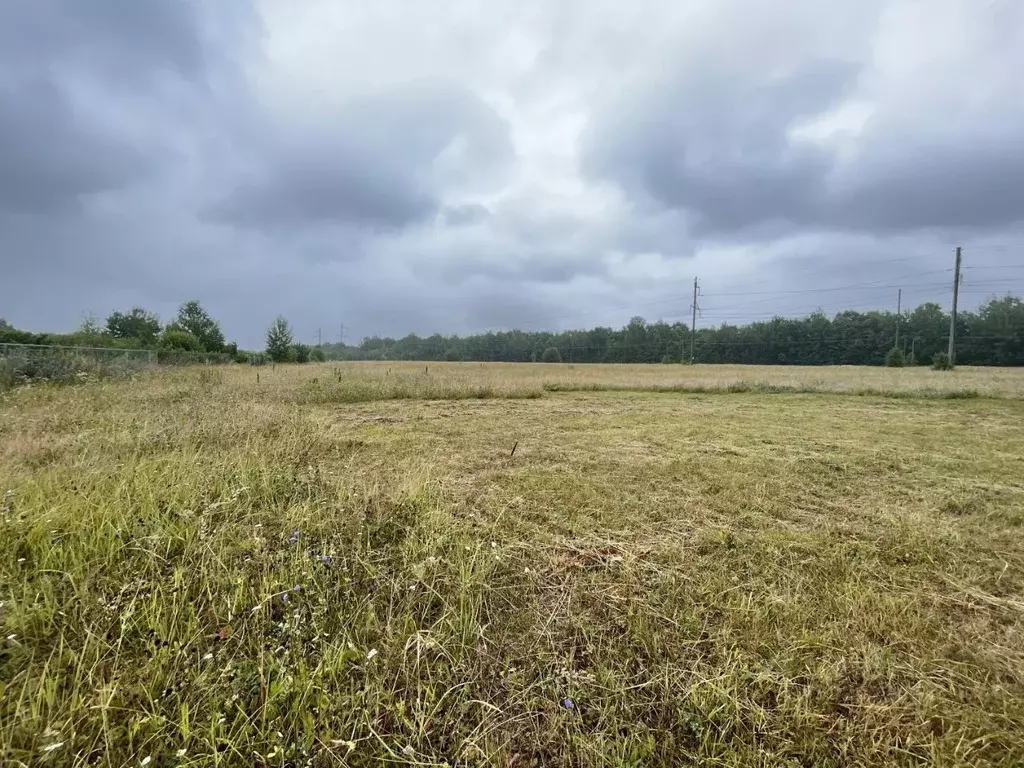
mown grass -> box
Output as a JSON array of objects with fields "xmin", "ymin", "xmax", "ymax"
[
  {"xmin": 290, "ymin": 361, "xmax": 1024, "ymax": 400},
  {"xmin": 1, "ymin": 363, "xmax": 1023, "ymax": 766}
]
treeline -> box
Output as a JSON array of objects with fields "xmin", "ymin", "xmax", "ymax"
[
  {"xmin": 0, "ymin": 304, "xmax": 326, "ymax": 365},
  {"xmin": 5, "ymin": 296, "xmax": 1021, "ymax": 367},
  {"xmin": 323, "ymin": 297, "xmax": 1024, "ymax": 366},
  {"xmin": 0, "ymin": 302, "xmax": 246, "ymax": 363}
]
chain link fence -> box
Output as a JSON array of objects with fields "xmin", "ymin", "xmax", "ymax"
[{"xmin": 0, "ymin": 343, "xmax": 156, "ymax": 389}]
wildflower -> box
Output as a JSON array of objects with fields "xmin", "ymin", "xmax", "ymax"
[
  {"xmin": 176, "ymin": 748, "xmax": 187, "ymax": 757},
  {"xmin": 317, "ymin": 555, "xmax": 330, "ymax": 563},
  {"xmin": 562, "ymin": 697, "xmax": 575, "ymax": 710},
  {"xmin": 203, "ymin": 652, "xmax": 214, "ymax": 661},
  {"xmin": 141, "ymin": 757, "xmax": 152, "ymax": 766},
  {"xmin": 292, "ymin": 584, "xmax": 302, "ymax": 592},
  {"xmin": 281, "ymin": 593, "xmax": 290, "ymax": 604},
  {"xmin": 490, "ymin": 541, "xmax": 498, "ymax": 548},
  {"xmin": 42, "ymin": 742, "xmax": 64, "ymax": 752},
  {"xmin": 6, "ymin": 634, "xmax": 15, "ymax": 640},
  {"xmin": 366, "ymin": 648, "xmax": 378, "ymax": 660},
  {"xmin": 288, "ymin": 529, "xmax": 301, "ymax": 544}
]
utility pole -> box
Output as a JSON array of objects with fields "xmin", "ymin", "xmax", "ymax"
[
  {"xmin": 894, "ymin": 289, "xmax": 901, "ymax": 348},
  {"xmin": 689, "ymin": 277, "xmax": 700, "ymax": 364},
  {"xmin": 339, "ymin": 323, "xmax": 345, "ymax": 346},
  {"xmin": 948, "ymin": 247, "xmax": 962, "ymax": 365},
  {"xmin": 317, "ymin": 327, "xmax": 322, "ymax": 348}
]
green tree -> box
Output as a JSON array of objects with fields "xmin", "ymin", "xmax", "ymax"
[
  {"xmin": 175, "ymin": 301, "xmax": 225, "ymax": 352},
  {"xmin": 310, "ymin": 348, "xmax": 326, "ymax": 363},
  {"xmin": 292, "ymin": 343, "xmax": 311, "ymax": 363},
  {"xmin": 78, "ymin": 313, "xmax": 102, "ymax": 336},
  {"xmin": 885, "ymin": 347, "xmax": 905, "ymax": 367},
  {"xmin": 106, "ymin": 307, "xmax": 161, "ymax": 346},
  {"xmin": 932, "ymin": 351, "xmax": 953, "ymax": 370},
  {"xmin": 160, "ymin": 328, "xmax": 202, "ymax": 351},
  {"xmin": 266, "ymin": 316, "xmax": 294, "ymax": 362},
  {"xmin": 541, "ymin": 347, "xmax": 562, "ymax": 363}
]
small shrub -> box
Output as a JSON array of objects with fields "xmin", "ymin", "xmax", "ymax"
[
  {"xmin": 885, "ymin": 347, "xmax": 905, "ymax": 367},
  {"xmin": 540, "ymin": 347, "xmax": 562, "ymax": 363},
  {"xmin": 292, "ymin": 344, "xmax": 311, "ymax": 364},
  {"xmin": 310, "ymin": 348, "xmax": 326, "ymax": 363},
  {"xmin": 932, "ymin": 351, "xmax": 953, "ymax": 371},
  {"xmin": 160, "ymin": 328, "xmax": 202, "ymax": 351}
]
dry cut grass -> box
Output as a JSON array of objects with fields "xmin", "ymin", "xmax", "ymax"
[
  {"xmin": 219, "ymin": 361, "xmax": 1024, "ymax": 403},
  {"xmin": 1, "ymin": 363, "xmax": 1023, "ymax": 766}
]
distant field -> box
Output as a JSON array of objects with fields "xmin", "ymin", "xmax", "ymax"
[
  {"xmin": 2, "ymin": 363, "xmax": 1023, "ymax": 766},
  {"xmin": 220, "ymin": 360, "xmax": 1024, "ymax": 401}
]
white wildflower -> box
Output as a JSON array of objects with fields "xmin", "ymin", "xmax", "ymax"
[
  {"xmin": 141, "ymin": 757, "xmax": 152, "ymax": 766},
  {"xmin": 366, "ymin": 648, "xmax": 378, "ymax": 660},
  {"xmin": 203, "ymin": 652, "xmax": 214, "ymax": 661},
  {"xmin": 176, "ymin": 748, "xmax": 187, "ymax": 757},
  {"xmin": 42, "ymin": 742, "xmax": 64, "ymax": 752}
]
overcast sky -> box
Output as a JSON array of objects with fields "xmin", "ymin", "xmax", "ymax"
[{"xmin": 2, "ymin": 0, "xmax": 1023, "ymax": 348}]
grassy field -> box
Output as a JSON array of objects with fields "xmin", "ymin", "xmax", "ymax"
[{"xmin": 2, "ymin": 362, "xmax": 1023, "ymax": 767}]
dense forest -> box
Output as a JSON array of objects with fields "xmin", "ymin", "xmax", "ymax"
[
  {"xmin": 323, "ymin": 297, "xmax": 1024, "ymax": 366},
  {"xmin": 2, "ymin": 296, "xmax": 1022, "ymax": 366}
]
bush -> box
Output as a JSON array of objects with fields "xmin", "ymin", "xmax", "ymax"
[
  {"xmin": 885, "ymin": 348, "xmax": 905, "ymax": 367},
  {"xmin": 160, "ymin": 328, "xmax": 202, "ymax": 351},
  {"xmin": 932, "ymin": 351, "xmax": 953, "ymax": 371},
  {"xmin": 444, "ymin": 348, "xmax": 461, "ymax": 362},
  {"xmin": 292, "ymin": 344, "xmax": 311, "ymax": 364},
  {"xmin": 662, "ymin": 354, "xmax": 681, "ymax": 364},
  {"xmin": 310, "ymin": 348, "xmax": 326, "ymax": 363},
  {"xmin": 540, "ymin": 347, "xmax": 562, "ymax": 363},
  {"xmin": 1, "ymin": 349, "xmax": 145, "ymax": 389}
]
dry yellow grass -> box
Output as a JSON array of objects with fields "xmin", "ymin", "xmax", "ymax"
[
  {"xmin": 229, "ymin": 361, "xmax": 1024, "ymax": 401},
  {"xmin": 1, "ymin": 363, "xmax": 1023, "ymax": 766}
]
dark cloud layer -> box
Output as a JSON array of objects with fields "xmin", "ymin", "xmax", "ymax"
[
  {"xmin": 1, "ymin": 0, "xmax": 1022, "ymax": 348},
  {"xmin": 212, "ymin": 81, "xmax": 513, "ymax": 231},
  {"xmin": 586, "ymin": 9, "xmax": 1024, "ymax": 238}
]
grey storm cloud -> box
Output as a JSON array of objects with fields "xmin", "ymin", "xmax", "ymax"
[
  {"xmin": 211, "ymin": 81, "xmax": 514, "ymax": 231},
  {"xmin": 585, "ymin": 61, "xmax": 853, "ymax": 236},
  {"xmin": 0, "ymin": 76, "xmax": 151, "ymax": 213},
  {"xmin": 585, "ymin": 4, "xmax": 1024, "ymax": 237},
  {"xmin": 443, "ymin": 203, "xmax": 492, "ymax": 227},
  {"xmin": 0, "ymin": 0, "xmax": 247, "ymax": 214},
  {"xmin": 1, "ymin": 0, "xmax": 1022, "ymax": 347}
]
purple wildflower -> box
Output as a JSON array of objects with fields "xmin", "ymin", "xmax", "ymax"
[
  {"xmin": 288, "ymin": 529, "xmax": 301, "ymax": 544},
  {"xmin": 317, "ymin": 555, "xmax": 330, "ymax": 564},
  {"xmin": 562, "ymin": 697, "xmax": 575, "ymax": 710},
  {"xmin": 292, "ymin": 584, "xmax": 302, "ymax": 592},
  {"xmin": 281, "ymin": 593, "xmax": 290, "ymax": 604}
]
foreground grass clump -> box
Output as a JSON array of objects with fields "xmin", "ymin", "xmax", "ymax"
[{"xmin": 1, "ymin": 364, "xmax": 1023, "ymax": 766}]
